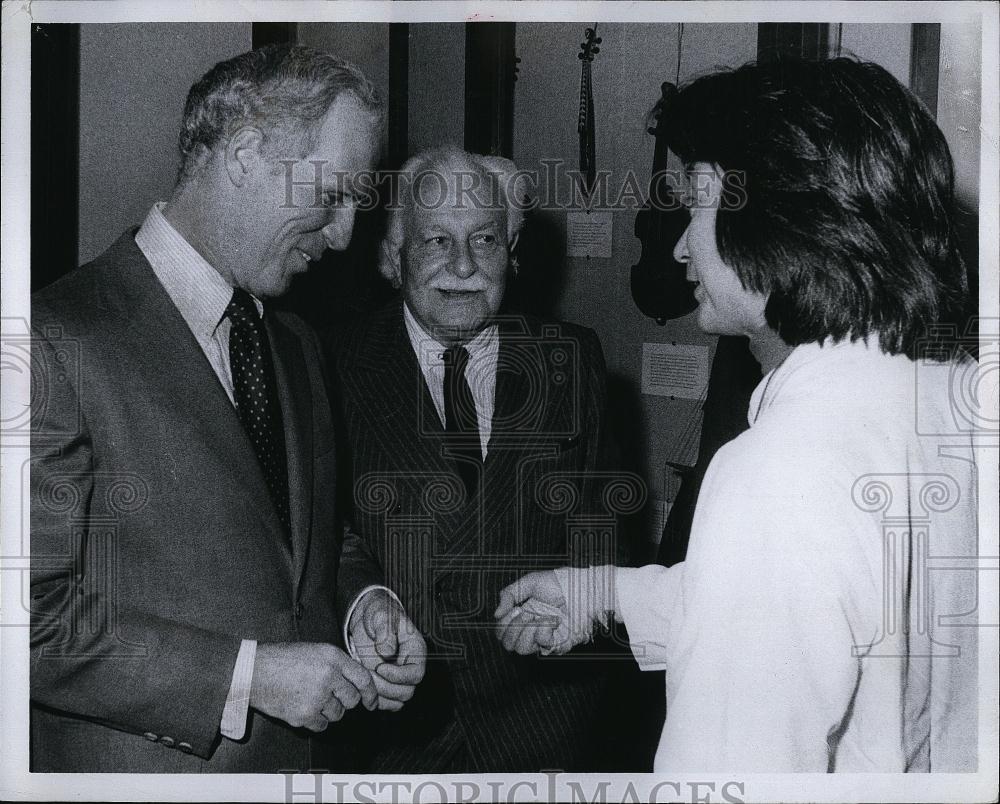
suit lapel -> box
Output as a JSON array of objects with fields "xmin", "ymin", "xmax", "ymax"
[
  {"xmin": 268, "ymin": 316, "xmax": 313, "ymax": 586},
  {"xmin": 484, "ymin": 317, "xmax": 566, "ymax": 477},
  {"xmin": 355, "ymin": 304, "xmax": 455, "ymax": 480},
  {"xmin": 111, "ymin": 235, "xmax": 293, "ymax": 571}
]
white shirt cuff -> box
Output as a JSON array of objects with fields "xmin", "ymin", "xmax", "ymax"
[
  {"xmin": 220, "ymin": 638, "xmax": 256, "ymax": 740},
  {"xmin": 342, "ymin": 585, "xmax": 404, "ymax": 660}
]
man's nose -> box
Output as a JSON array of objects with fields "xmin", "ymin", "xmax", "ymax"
[
  {"xmin": 449, "ymin": 242, "xmax": 476, "ymax": 279},
  {"xmin": 673, "ymin": 226, "xmax": 692, "ymax": 279},
  {"xmin": 321, "ymin": 207, "xmax": 357, "ymax": 252}
]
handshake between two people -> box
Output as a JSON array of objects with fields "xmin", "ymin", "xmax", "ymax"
[
  {"xmin": 242, "ymin": 568, "xmax": 617, "ymax": 732},
  {"xmin": 494, "ymin": 565, "xmax": 619, "ymax": 656},
  {"xmin": 248, "ymin": 590, "xmax": 427, "ymax": 732}
]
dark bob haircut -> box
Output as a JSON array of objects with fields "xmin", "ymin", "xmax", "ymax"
[{"xmin": 664, "ymin": 57, "xmax": 969, "ymax": 358}]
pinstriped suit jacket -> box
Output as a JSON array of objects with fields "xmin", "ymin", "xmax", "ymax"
[{"xmin": 332, "ymin": 301, "xmax": 622, "ymax": 772}]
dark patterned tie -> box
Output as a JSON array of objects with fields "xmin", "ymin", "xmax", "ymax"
[
  {"xmin": 443, "ymin": 345, "xmax": 481, "ymax": 500},
  {"xmin": 226, "ymin": 288, "xmax": 291, "ymax": 536}
]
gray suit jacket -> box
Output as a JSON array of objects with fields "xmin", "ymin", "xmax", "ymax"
[{"xmin": 30, "ymin": 231, "xmax": 381, "ymax": 772}]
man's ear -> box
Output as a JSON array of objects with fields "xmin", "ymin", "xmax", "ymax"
[
  {"xmin": 380, "ymin": 240, "xmax": 404, "ymax": 290},
  {"xmin": 224, "ymin": 126, "xmax": 265, "ymax": 188}
]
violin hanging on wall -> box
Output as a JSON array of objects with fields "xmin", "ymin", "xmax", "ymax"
[
  {"xmin": 630, "ymin": 81, "xmax": 697, "ymax": 324},
  {"xmin": 577, "ymin": 25, "xmax": 601, "ymax": 199}
]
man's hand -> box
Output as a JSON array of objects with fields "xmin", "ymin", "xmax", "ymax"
[
  {"xmin": 494, "ymin": 570, "xmax": 568, "ymax": 655},
  {"xmin": 348, "ymin": 589, "xmax": 427, "ymax": 711},
  {"xmin": 250, "ymin": 642, "xmax": 377, "ymax": 732}
]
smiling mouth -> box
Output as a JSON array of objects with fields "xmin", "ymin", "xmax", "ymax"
[{"xmin": 437, "ymin": 289, "xmax": 482, "ymax": 299}]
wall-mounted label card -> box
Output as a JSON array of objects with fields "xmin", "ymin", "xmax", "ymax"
[
  {"xmin": 641, "ymin": 341, "xmax": 711, "ymax": 399},
  {"xmin": 566, "ymin": 210, "xmax": 613, "ymax": 258}
]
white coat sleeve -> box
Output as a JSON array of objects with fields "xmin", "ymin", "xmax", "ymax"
[{"xmin": 645, "ymin": 440, "xmax": 866, "ymax": 772}]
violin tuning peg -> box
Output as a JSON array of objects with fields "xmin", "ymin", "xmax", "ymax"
[
  {"xmin": 594, "ymin": 37, "xmax": 602, "ymax": 44},
  {"xmin": 592, "ymin": 46, "xmax": 600, "ymax": 53}
]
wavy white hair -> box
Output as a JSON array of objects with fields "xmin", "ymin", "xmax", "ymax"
[{"xmin": 378, "ymin": 146, "xmax": 528, "ymax": 289}]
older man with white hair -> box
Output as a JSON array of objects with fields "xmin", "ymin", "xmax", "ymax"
[{"xmin": 331, "ymin": 146, "xmax": 623, "ymax": 772}]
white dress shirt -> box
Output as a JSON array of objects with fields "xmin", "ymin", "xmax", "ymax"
[{"xmin": 402, "ymin": 302, "xmax": 499, "ymax": 459}]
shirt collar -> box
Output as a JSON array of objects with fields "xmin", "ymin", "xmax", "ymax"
[
  {"xmin": 402, "ymin": 301, "xmax": 499, "ymax": 370},
  {"xmin": 135, "ymin": 202, "xmax": 263, "ymax": 339},
  {"xmin": 747, "ymin": 336, "xmax": 883, "ymax": 425}
]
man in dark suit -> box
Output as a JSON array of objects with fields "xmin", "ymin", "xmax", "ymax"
[
  {"xmin": 331, "ymin": 146, "xmax": 632, "ymax": 772},
  {"xmin": 30, "ymin": 45, "xmax": 425, "ymax": 773}
]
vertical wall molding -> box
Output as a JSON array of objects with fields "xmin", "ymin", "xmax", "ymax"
[
  {"xmin": 388, "ymin": 23, "xmax": 409, "ymax": 166},
  {"xmin": 251, "ymin": 22, "xmax": 297, "ymax": 49},
  {"xmin": 757, "ymin": 23, "xmax": 830, "ymax": 61},
  {"xmin": 910, "ymin": 23, "xmax": 941, "ymax": 118},
  {"xmin": 32, "ymin": 24, "xmax": 80, "ymax": 289},
  {"xmin": 464, "ymin": 22, "xmax": 516, "ymax": 157}
]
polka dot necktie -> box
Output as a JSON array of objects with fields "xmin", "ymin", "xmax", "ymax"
[
  {"xmin": 443, "ymin": 345, "xmax": 481, "ymax": 500},
  {"xmin": 226, "ymin": 288, "xmax": 291, "ymax": 537}
]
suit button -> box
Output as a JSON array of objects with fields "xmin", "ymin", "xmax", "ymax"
[
  {"xmin": 159, "ymin": 736, "xmax": 175, "ymax": 748},
  {"xmin": 177, "ymin": 742, "xmax": 193, "ymax": 754},
  {"xmin": 294, "ymin": 603, "xmax": 304, "ymax": 620},
  {"xmin": 143, "ymin": 732, "xmax": 158, "ymax": 742}
]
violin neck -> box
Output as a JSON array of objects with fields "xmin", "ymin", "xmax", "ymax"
[{"xmin": 578, "ymin": 61, "xmax": 592, "ymax": 132}]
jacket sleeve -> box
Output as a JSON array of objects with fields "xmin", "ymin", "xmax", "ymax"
[
  {"xmin": 334, "ymin": 523, "xmax": 386, "ymax": 620},
  {"xmin": 312, "ymin": 325, "xmax": 387, "ymax": 620},
  {"xmin": 29, "ymin": 324, "xmax": 241, "ymax": 760}
]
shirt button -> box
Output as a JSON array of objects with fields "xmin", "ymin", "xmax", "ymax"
[
  {"xmin": 143, "ymin": 732, "xmax": 158, "ymax": 742},
  {"xmin": 294, "ymin": 602, "xmax": 304, "ymax": 620},
  {"xmin": 177, "ymin": 742, "xmax": 193, "ymax": 754},
  {"xmin": 159, "ymin": 736, "xmax": 175, "ymax": 748}
]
